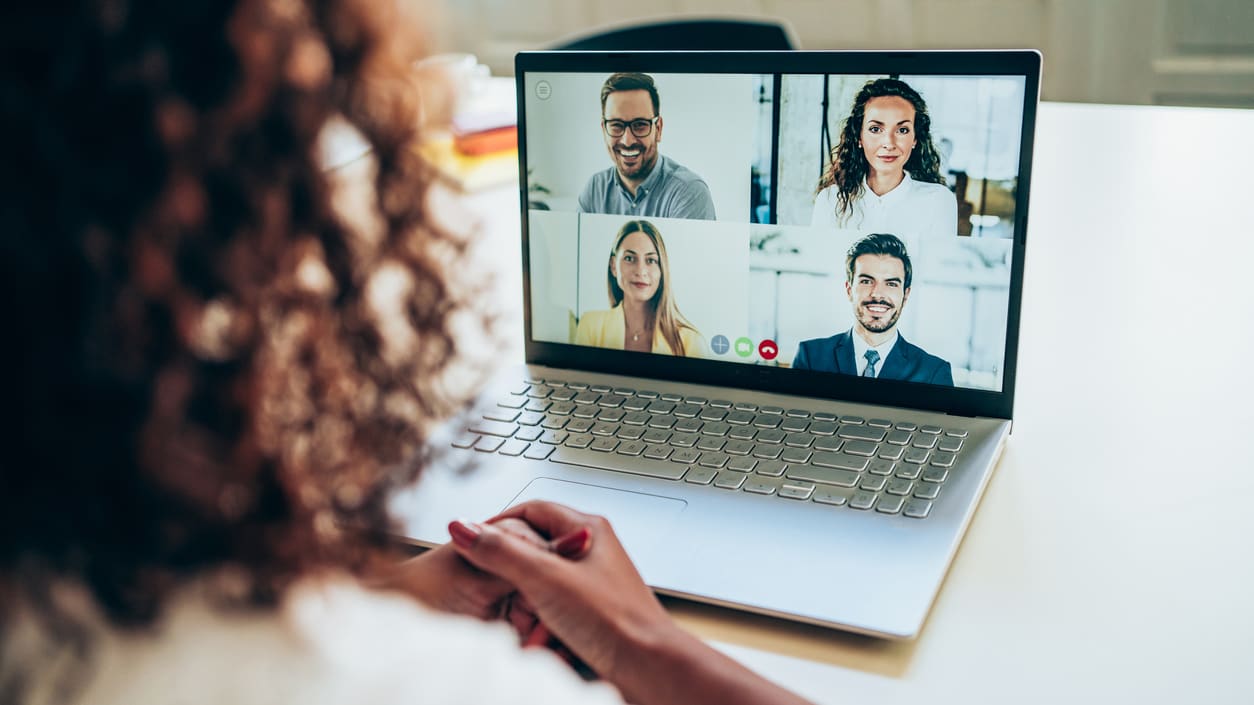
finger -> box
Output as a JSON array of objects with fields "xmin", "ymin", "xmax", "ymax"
[
  {"xmin": 488, "ymin": 500, "xmax": 597, "ymax": 540},
  {"xmin": 493, "ymin": 516, "xmax": 548, "ymax": 547},
  {"xmin": 448, "ymin": 519, "xmax": 565, "ymax": 592},
  {"xmin": 551, "ymin": 527, "xmax": 592, "ymax": 559}
]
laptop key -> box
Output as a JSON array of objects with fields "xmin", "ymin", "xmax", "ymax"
[
  {"xmin": 812, "ymin": 411, "xmax": 838, "ymax": 422},
  {"xmin": 622, "ymin": 397, "xmax": 650, "ymax": 411},
  {"xmin": 565, "ymin": 419, "xmax": 594, "ymax": 433},
  {"xmin": 670, "ymin": 433, "xmax": 699, "ymax": 448},
  {"xmin": 698, "ymin": 452, "xmax": 730, "ymax": 469},
  {"xmin": 849, "ymin": 491, "xmax": 878, "ymax": 510},
  {"xmin": 524, "ymin": 399, "xmax": 551, "ymax": 413},
  {"xmin": 778, "ymin": 481, "xmax": 815, "ymax": 500},
  {"xmin": 724, "ymin": 440, "xmax": 755, "ymax": 456},
  {"xmin": 895, "ymin": 464, "xmax": 922, "ymax": 480},
  {"xmin": 635, "ymin": 389, "xmax": 659, "ymax": 399},
  {"xmin": 783, "ymin": 432, "xmax": 814, "ymax": 448},
  {"xmin": 597, "ymin": 409, "xmax": 626, "ymax": 423},
  {"xmin": 838, "ymin": 425, "xmax": 886, "ymax": 442},
  {"xmin": 813, "ymin": 488, "xmax": 851, "ymax": 506},
  {"xmin": 811, "ymin": 452, "xmax": 868, "ymax": 472},
  {"xmin": 548, "ymin": 402, "xmax": 576, "ymax": 416},
  {"xmin": 670, "ymin": 448, "xmax": 701, "ymax": 464},
  {"xmin": 878, "ymin": 444, "xmax": 905, "ymax": 460},
  {"xmin": 470, "ymin": 420, "xmax": 518, "ymax": 438},
  {"xmin": 814, "ymin": 436, "xmax": 843, "ymax": 452},
  {"xmin": 732, "ymin": 402, "xmax": 758, "ymax": 412},
  {"xmin": 886, "ymin": 429, "xmax": 913, "ymax": 445},
  {"xmin": 756, "ymin": 429, "xmax": 786, "ymax": 444},
  {"xmin": 549, "ymin": 389, "xmax": 577, "ymax": 402},
  {"xmin": 589, "ymin": 437, "xmax": 619, "ymax": 453},
  {"xmin": 751, "ymin": 444, "xmax": 782, "ymax": 459},
  {"xmin": 727, "ymin": 457, "xmax": 757, "ymax": 473},
  {"xmin": 673, "ymin": 404, "xmax": 701, "ymax": 419},
  {"xmin": 451, "ymin": 433, "xmax": 479, "ymax": 449},
  {"xmin": 809, "ymin": 421, "xmax": 839, "ymax": 436},
  {"xmin": 937, "ymin": 437, "xmax": 964, "ymax": 453},
  {"xmin": 839, "ymin": 415, "xmax": 865, "ymax": 425},
  {"xmin": 616, "ymin": 426, "xmax": 645, "ymax": 441},
  {"xmin": 887, "ymin": 479, "xmax": 914, "ymax": 496},
  {"xmin": 760, "ymin": 406, "xmax": 785, "ymax": 415},
  {"xmin": 474, "ymin": 436, "xmax": 504, "ymax": 453},
  {"xmin": 912, "ymin": 435, "xmax": 938, "ymax": 449},
  {"xmin": 709, "ymin": 399, "xmax": 733, "ymax": 408},
  {"xmin": 517, "ymin": 411, "xmax": 545, "ymax": 426},
  {"xmin": 620, "ymin": 411, "xmax": 651, "ymax": 426},
  {"xmin": 944, "ymin": 428, "xmax": 968, "ymax": 438},
  {"xmin": 931, "ymin": 451, "xmax": 956, "ymax": 468},
  {"xmin": 598, "ymin": 394, "xmax": 627, "ymax": 408},
  {"xmin": 868, "ymin": 459, "xmax": 896, "ymax": 475},
  {"xmin": 562, "ymin": 433, "xmax": 590, "ymax": 448},
  {"xmin": 485, "ymin": 409, "xmax": 520, "ymax": 422},
  {"xmin": 696, "ymin": 437, "xmax": 726, "ymax": 452},
  {"xmin": 780, "ymin": 418, "xmax": 810, "ymax": 433},
  {"xmin": 920, "ymin": 425, "xmax": 943, "ymax": 435},
  {"xmin": 642, "ymin": 429, "xmax": 672, "ymax": 444},
  {"xmin": 515, "ymin": 427, "xmax": 544, "ymax": 443},
  {"xmin": 786, "ymin": 466, "xmax": 859, "ymax": 487},
  {"xmin": 755, "ymin": 460, "xmax": 787, "ymax": 477},
  {"xmin": 752, "ymin": 414, "xmax": 781, "ymax": 429},
  {"xmin": 868, "ymin": 418, "xmax": 893, "ymax": 428},
  {"xmin": 674, "ymin": 418, "xmax": 703, "ymax": 433},
  {"xmin": 713, "ymin": 471, "xmax": 747, "ymax": 490},
  {"xmin": 540, "ymin": 416, "xmax": 568, "ymax": 430},
  {"xmin": 616, "ymin": 440, "xmax": 646, "ymax": 457},
  {"xmin": 590, "ymin": 422, "xmax": 619, "ymax": 436},
  {"xmin": 701, "ymin": 422, "xmax": 731, "ymax": 437},
  {"xmin": 728, "ymin": 426, "xmax": 757, "ymax": 441},
  {"xmin": 743, "ymin": 479, "xmax": 778, "ymax": 495},
  {"xmin": 859, "ymin": 475, "xmax": 887, "ymax": 492},
  {"xmin": 903, "ymin": 448, "xmax": 930, "ymax": 464},
  {"xmin": 876, "ymin": 495, "xmax": 906, "ymax": 514},
  {"xmin": 922, "ymin": 467, "xmax": 949, "ymax": 483},
  {"xmin": 684, "ymin": 467, "xmax": 716, "ymax": 485},
  {"xmin": 726, "ymin": 410, "xmax": 755, "ymax": 425},
  {"xmin": 497, "ymin": 395, "xmax": 527, "ymax": 409},
  {"xmin": 699, "ymin": 408, "xmax": 727, "ymax": 422},
  {"xmin": 589, "ymin": 384, "xmax": 611, "ymax": 393},
  {"xmin": 647, "ymin": 414, "xmax": 676, "ymax": 429},
  {"xmin": 841, "ymin": 440, "xmax": 879, "ymax": 457},
  {"xmin": 903, "ymin": 499, "xmax": 933, "ymax": 518},
  {"xmin": 572, "ymin": 406, "xmax": 599, "ymax": 419},
  {"xmin": 914, "ymin": 482, "xmax": 941, "ymax": 499},
  {"xmin": 499, "ymin": 440, "xmax": 529, "ymax": 457},
  {"xmin": 523, "ymin": 444, "xmax": 553, "ymax": 460},
  {"xmin": 781, "ymin": 447, "xmax": 812, "ymax": 464},
  {"xmin": 643, "ymin": 444, "xmax": 672, "ymax": 460}
]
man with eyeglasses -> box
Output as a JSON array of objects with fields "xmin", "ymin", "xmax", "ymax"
[{"xmin": 578, "ymin": 73, "xmax": 717, "ymax": 220}]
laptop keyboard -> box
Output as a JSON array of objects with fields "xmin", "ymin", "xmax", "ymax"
[{"xmin": 452, "ymin": 378, "xmax": 969, "ymax": 519}]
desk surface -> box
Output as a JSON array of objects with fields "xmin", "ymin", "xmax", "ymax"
[{"xmin": 451, "ymin": 101, "xmax": 1254, "ymax": 704}]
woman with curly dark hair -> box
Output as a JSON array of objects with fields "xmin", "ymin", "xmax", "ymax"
[
  {"xmin": 811, "ymin": 78, "xmax": 957, "ymax": 238},
  {"xmin": 0, "ymin": 2, "xmax": 812, "ymax": 705}
]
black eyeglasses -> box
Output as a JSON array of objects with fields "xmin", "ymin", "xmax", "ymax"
[{"xmin": 602, "ymin": 117, "xmax": 658, "ymax": 138}]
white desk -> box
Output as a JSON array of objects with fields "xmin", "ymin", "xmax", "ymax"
[{"xmin": 453, "ymin": 101, "xmax": 1254, "ymax": 704}]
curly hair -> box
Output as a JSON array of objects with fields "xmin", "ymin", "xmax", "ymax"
[
  {"xmin": 816, "ymin": 77, "xmax": 946, "ymax": 223},
  {"xmin": 0, "ymin": 0, "xmax": 494, "ymax": 641}
]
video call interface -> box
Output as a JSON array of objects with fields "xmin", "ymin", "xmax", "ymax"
[{"xmin": 523, "ymin": 70, "xmax": 1028, "ymax": 392}]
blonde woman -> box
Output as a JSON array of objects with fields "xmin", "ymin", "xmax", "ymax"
[{"xmin": 575, "ymin": 220, "xmax": 704, "ymax": 357}]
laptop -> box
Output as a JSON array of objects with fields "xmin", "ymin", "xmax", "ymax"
[{"xmin": 392, "ymin": 50, "xmax": 1040, "ymax": 639}]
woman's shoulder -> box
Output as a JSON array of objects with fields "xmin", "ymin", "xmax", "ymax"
[
  {"xmin": 20, "ymin": 578, "xmax": 623, "ymax": 705},
  {"xmin": 910, "ymin": 177, "xmax": 955, "ymax": 201}
]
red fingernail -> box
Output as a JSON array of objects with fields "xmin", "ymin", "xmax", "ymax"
[
  {"xmin": 553, "ymin": 527, "xmax": 591, "ymax": 557},
  {"xmin": 448, "ymin": 520, "xmax": 481, "ymax": 549},
  {"xmin": 523, "ymin": 624, "xmax": 551, "ymax": 649}
]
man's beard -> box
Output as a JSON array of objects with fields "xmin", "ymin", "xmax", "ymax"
[{"xmin": 856, "ymin": 299, "xmax": 900, "ymax": 333}]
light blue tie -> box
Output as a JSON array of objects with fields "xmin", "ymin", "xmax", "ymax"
[{"xmin": 863, "ymin": 349, "xmax": 880, "ymax": 378}]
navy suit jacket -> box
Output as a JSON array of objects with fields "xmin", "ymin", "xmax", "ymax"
[{"xmin": 792, "ymin": 330, "xmax": 954, "ymax": 386}]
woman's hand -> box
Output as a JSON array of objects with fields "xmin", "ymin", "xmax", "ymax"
[
  {"xmin": 448, "ymin": 501, "xmax": 813, "ymax": 705},
  {"xmin": 366, "ymin": 517, "xmax": 545, "ymax": 620}
]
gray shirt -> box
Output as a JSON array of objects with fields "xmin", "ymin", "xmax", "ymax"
[{"xmin": 577, "ymin": 154, "xmax": 716, "ymax": 220}]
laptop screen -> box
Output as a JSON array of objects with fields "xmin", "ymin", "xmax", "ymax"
[{"xmin": 517, "ymin": 52, "xmax": 1038, "ymax": 418}]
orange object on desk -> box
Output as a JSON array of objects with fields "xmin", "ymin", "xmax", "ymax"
[{"xmin": 454, "ymin": 125, "xmax": 518, "ymax": 156}]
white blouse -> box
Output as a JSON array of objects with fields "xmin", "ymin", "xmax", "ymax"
[
  {"xmin": 6, "ymin": 577, "xmax": 626, "ymax": 705},
  {"xmin": 811, "ymin": 172, "xmax": 958, "ymax": 239}
]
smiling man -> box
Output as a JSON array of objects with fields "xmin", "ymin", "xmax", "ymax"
[
  {"xmin": 792, "ymin": 233, "xmax": 953, "ymax": 385},
  {"xmin": 577, "ymin": 73, "xmax": 716, "ymax": 220}
]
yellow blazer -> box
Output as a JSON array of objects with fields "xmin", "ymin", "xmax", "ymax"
[{"xmin": 574, "ymin": 306, "xmax": 704, "ymax": 357}]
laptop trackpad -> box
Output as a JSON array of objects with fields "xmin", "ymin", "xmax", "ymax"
[{"xmin": 505, "ymin": 478, "xmax": 687, "ymax": 562}]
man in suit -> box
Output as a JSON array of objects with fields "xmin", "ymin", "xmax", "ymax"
[{"xmin": 793, "ymin": 233, "xmax": 953, "ymax": 386}]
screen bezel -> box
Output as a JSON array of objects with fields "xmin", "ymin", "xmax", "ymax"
[{"xmin": 515, "ymin": 50, "xmax": 1040, "ymax": 421}]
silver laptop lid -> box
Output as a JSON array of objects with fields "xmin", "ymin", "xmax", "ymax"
[{"xmin": 516, "ymin": 51, "xmax": 1040, "ymax": 420}]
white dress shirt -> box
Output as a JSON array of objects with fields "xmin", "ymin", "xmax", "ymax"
[{"xmin": 811, "ymin": 172, "xmax": 957, "ymax": 239}]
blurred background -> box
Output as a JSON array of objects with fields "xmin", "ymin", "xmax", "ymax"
[{"xmin": 427, "ymin": 0, "xmax": 1254, "ymax": 109}]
